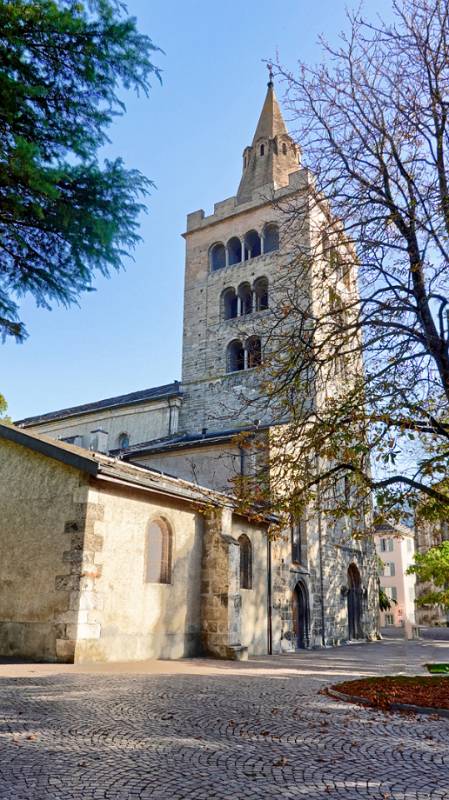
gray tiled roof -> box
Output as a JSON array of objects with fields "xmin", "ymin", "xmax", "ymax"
[
  {"xmin": 15, "ymin": 382, "xmax": 182, "ymax": 427},
  {"xmin": 117, "ymin": 423, "xmax": 270, "ymax": 459}
]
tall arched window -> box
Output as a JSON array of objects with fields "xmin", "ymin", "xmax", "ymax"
[
  {"xmin": 260, "ymin": 144, "xmax": 265, "ymax": 156},
  {"xmin": 210, "ymin": 242, "xmax": 226, "ymax": 271},
  {"xmin": 226, "ymin": 340, "xmax": 245, "ymax": 373},
  {"xmin": 239, "ymin": 534, "xmax": 252, "ymax": 589},
  {"xmin": 244, "ymin": 230, "xmax": 261, "ymax": 260},
  {"xmin": 254, "ymin": 277, "xmax": 268, "ymax": 311},
  {"xmin": 227, "ymin": 237, "xmax": 242, "ymax": 266},
  {"xmin": 291, "ymin": 520, "xmax": 302, "ymax": 564},
  {"xmin": 282, "ymin": 142, "xmax": 288, "ymax": 155},
  {"xmin": 222, "ymin": 288, "xmax": 238, "ymax": 320},
  {"xmin": 263, "ymin": 223, "xmax": 279, "ymax": 254},
  {"xmin": 246, "ymin": 336, "xmax": 262, "ymax": 368},
  {"xmin": 145, "ymin": 519, "xmax": 172, "ymax": 584},
  {"xmin": 238, "ymin": 282, "xmax": 252, "ymax": 315}
]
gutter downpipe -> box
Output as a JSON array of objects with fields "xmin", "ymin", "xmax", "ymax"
[
  {"xmin": 267, "ymin": 535, "xmax": 272, "ymax": 655},
  {"xmin": 316, "ymin": 458, "xmax": 326, "ymax": 647}
]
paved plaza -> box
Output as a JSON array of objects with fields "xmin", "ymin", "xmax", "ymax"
[{"xmin": 0, "ymin": 633, "xmax": 448, "ymax": 799}]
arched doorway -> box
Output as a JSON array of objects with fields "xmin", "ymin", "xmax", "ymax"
[
  {"xmin": 292, "ymin": 581, "xmax": 309, "ymax": 649},
  {"xmin": 347, "ymin": 564, "xmax": 363, "ymax": 640}
]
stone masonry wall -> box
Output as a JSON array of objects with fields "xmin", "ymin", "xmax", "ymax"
[
  {"xmin": 180, "ymin": 174, "xmax": 309, "ymax": 435},
  {"xmin": 200, "ymin": 507, "xmax": 246, "ymax": 660},
  {"xmin": 0, "ymin": 439, "xmax": 90, "ymax": 662}
]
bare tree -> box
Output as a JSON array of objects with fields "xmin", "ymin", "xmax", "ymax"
[{"xmin": 234, "ymin": 0, "xmax": 449, "ymax": 527}]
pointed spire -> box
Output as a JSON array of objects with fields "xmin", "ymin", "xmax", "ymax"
[
  {"xmin": 236, "ymin": 71, "xmax": 300, "ymax": 205},
  {"xmin": 251, "ymin": 68, "xmax": 289, "ymax": 144}
]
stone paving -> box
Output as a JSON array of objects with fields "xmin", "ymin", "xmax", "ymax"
[{"xmin": 0, "ymin": 634, "xmax": 448, "ymax": 799}]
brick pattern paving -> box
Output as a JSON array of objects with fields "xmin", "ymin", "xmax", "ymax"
[{"xmin": 0, "ymin": 638, "xmax": 448, "ymax": 799}]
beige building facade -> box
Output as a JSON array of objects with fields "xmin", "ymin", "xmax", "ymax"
[
  {"xmin": 374, "ymin": 524, "xmax": 416, "ymax": 628},
  {"xmin": 11, "ymin": 77, "xmax": 379, "ymax": 659}
]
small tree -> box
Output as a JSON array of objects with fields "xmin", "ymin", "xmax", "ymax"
[
  {"xmin": 0, "ymin": 0, "xmax": 161, "ymax": 340},
  {"xmin": 407, "ymin": 541, "xmax": 449, "ymax": 608}
]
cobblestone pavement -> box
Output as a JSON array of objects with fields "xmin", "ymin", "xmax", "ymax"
[{"xmin": 0, "ymin": 636, "xmax": 448, "ymax": 800}]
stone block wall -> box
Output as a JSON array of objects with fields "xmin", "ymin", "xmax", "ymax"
[
  {"xmin": 0, "ymin": 439, "xmax": 91, "ymax": 661},
  {"xmin": 200, "ymin": 507, "xmax": 246, "ymax": 660}
]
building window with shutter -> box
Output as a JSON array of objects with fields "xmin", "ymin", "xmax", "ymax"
[
  {"xmin": 145, "ymin": 519, "xmax": 172, "ymax": 584},
  {"xmin": 385, "ymin": 586, "xmax": 397, "ymax": 602},
  {"xmin": 239, "ymin": 534, "xmax": 252, "ymax": 589}
]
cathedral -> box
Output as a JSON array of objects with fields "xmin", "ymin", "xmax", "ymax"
[{"xmin": 0, "ymin": 77, "xmax": 379, "ymax": 663}]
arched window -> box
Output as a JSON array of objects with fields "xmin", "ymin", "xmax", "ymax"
[
  {"xmin": 210, "ymin": 242, "xmax": 226, "ymax": 271},
  {"xmin": 246, "ymin": 336, "xmax": 262, "ymax": 368},
  {"xmin": 239, "ymin": 534, "xmax": 252, "ymax": 589},
  {"xmin": 238, "ymin": 282, "xmax": 252, "ymax": 316},
  {"xmin": 263, "ymin": 223, "xmax": 279, "ymax": 254},
  {"xmin": 291, "ymin": 520, "xmax": 302, "ymax": 564},
  {"xmin": 244, "ymin": 230, "xmax": 262, "ymax": 260},
  {"xmin": 282, "ymin": 142, "xmax": 288, "ymax": 155},
  {"xmin": 118, "ymin": 432, "xmax": 130, "ymax": 449},
  {"xmin": 145, "ymin": 518, "xmax": 172, "ymax": 584},
  {"xmin": 227, "ymin": 237, "xmax": 242, "ymax": 266},
  {"xmin": 254, "ymin": 277, "xmax": 268, "ymax": 311},
  {"xmin": 260, "ymin": 144, "xmax": 265, "ymax": 156},
  {"xmin": 222, "ymin": 287, "xmax": 238, "ymax": 320},
  {"xmin": 227, "ymin": 339, "xmax": 245, "ymax": 373}
]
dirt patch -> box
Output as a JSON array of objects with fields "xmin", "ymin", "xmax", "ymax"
[{"xmin": 327, "ymin": 675, "xmax": 449, "ymax": 712}]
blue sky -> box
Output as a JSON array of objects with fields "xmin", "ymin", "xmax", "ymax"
[{"xmin": 3, "ymin": 0, "xmax": 395, "ymax": 420}]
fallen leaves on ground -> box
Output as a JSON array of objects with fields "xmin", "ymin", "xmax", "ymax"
[{"xmin": 326, "ymin": 676, "xmax": 449, "ymax": 712}]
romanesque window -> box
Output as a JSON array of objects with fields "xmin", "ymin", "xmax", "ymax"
[
  {"xmin": 263, "ymin": 223, "xmax": 279, "ymax": 254},
  {"xmin": 254, "ymin": 277, "xmax": 268, "ymax": 311},
  {"xmin": 238, "ymin": 282, "xmax": 253, "ymax": 315},
  {"xmin": 239, "ymin": 534, "xmax": 252, "ymax": 589},
  {"xmin": 291, "ymin": 521, "xmax": 302, "ymax": 564},
  {"xmin": 344, "ymin": 474, "xmax": 351, "ymax": 504},
  {"xmin": 118, "ymin": 432, "xmax": 130, "ymax": 449},
  {"xmin": 227, "ymin": 339, "xmax": 245, "ymax": 373},
  {"xmin": 222, "ymin": 288, "xmax": 238, "ymax": 320},
  {"xmin": 210, "ymin": 242, "xmax": 226, "ymax": 271},
  {"xmin": 246, "ymin": 336, "xmax": 262, "ymax": 368},
  {"xmin": 227, "ymin": 236, "xmax": 242, "ymax": 266},
  {"xmin": 260, "ymin": 144, "xmax": 265, "ymax": 156},
  {"xmin": 244, "ymin": 230, "xmax": 262, "ymax": 260},
  {"xmin": 145, "ymin": 519, "xmax": 172, "ymax": 584},
  {"xmin": 282, "ymin": 142, "xmax": 287, "ymax": 155}
]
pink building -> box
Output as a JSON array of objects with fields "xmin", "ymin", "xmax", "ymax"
[{"xmin": 375, "ymin": 523, "xmax": 416, "ymax": 627}]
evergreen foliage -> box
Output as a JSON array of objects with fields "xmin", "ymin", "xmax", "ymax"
[{"xmin": 0, "ymin": 0, "xmax": 161, "ymax": 340}]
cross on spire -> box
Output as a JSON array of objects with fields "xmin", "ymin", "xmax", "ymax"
[{"xmin": 267, "ymin": 63, "xmax": 274, "ymax": 87}]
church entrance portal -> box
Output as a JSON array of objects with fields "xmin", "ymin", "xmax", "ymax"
[
  {"xmin": 292, "ymin": 581, "xmax": 309, "ymax": 649},
  {"xmin": 347, "ymin": 563, "xmax": 363, "ymax": 640}
]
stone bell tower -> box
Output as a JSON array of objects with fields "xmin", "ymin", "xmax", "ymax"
[{"xmin": 179, "ymin": 71, "xmax": 308, "ymax": 435}]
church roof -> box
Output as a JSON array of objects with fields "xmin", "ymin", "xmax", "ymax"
[
  {"xmin": 15, "ymin": 381, "xmax": 182, "ymax": 427},
  {"xmin": 115, "ymin": 423, "xmax": 271, "ymax": 459}
]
